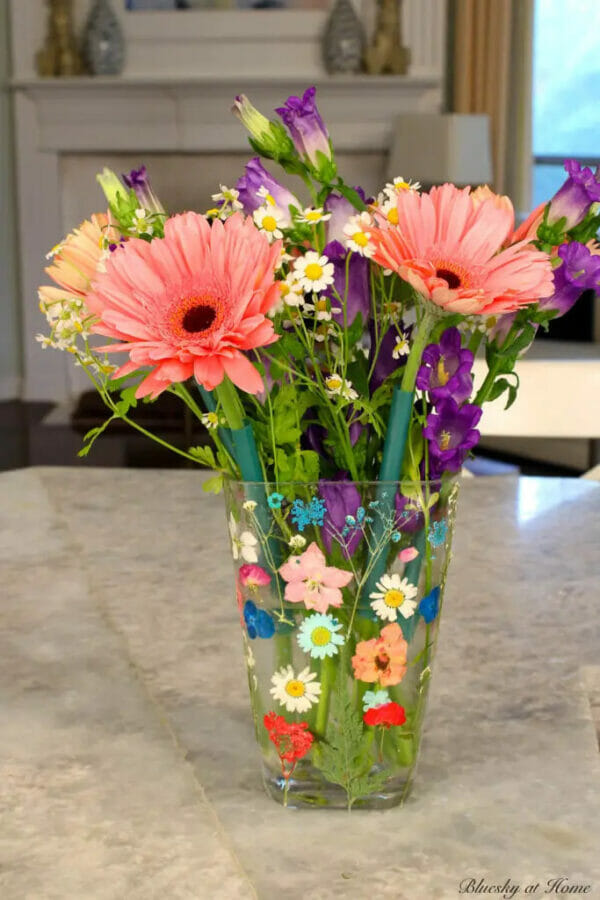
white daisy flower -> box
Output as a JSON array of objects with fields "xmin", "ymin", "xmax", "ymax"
[
  {"xmin": 270, "ymin": 665, "xmax": 321, "ymax": 713},
  {"xmin": 369, "ymin": 573, "xmax": 418, "ymax": 622},
  {"xmin": 297, "ymin": 207, "xmax": 331, "ymax": 225},
  {"xmin": 257, "ymin": 185, "xmax": 277, "ymax": 206},
  {"xmin": 293, "ymin": 251, "xmax": 335, "ymax": 293},
  {"xmin": 279, "ymin": 276, "xmax": 305, "ymax": 308},
  {"xmin": 382, "ymin": 176, "xmax": 421, "ymax": 199},
  {"xmin": 314, "ymin": 323, "xmax": 336, "ymax": 343},
  {"xmin": 228, "ymin": 513, "xmax": 258, "ymax": 563},
  {"xmin": 297, "ymin": 613, "xmax": 345, "ymax": 659},
  {"xmin": 392, "ymin": 332, "xmax": 410, "ymax": 359},
  {"xmin": 253, "ymin": 204, "xmax": 285, "ymax": 241},
  {"xmin": 303, "ymin": 296, "xmax": 341, "ymax": 321},
  {"xmin": 288, "ymin": 534, "xmax": 307, "ymax": 550},
  {"xmin": 211, "ymin": 185, "xmax": 243, "ymax": 210},
  {"xmin": 325, "ymin": 374, "xmax": 358, "ymax": 401},
  {"xmin": 201, "ymin": 411, "xmax": 221, "ymax": 430},
  {"xmin": 343, "ymin": 212, "xmax": 374, "ymax": 257}
]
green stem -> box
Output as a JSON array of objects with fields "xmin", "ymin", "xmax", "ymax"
[
  {"xmin": 315, "ymin": 655, "xmax": 337, "ymax": 738},
  {"xmin": 400, "ymin": 308, "xmax": 436, "ymax": 395}
]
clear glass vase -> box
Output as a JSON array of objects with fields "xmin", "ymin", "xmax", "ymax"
[{"xmin": 224, "ymin": 478, "xmax": 459, "ymax": 810}]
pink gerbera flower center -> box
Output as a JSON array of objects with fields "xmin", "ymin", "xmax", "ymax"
[
  {"xmin": 433, "ymin": 261, "xmax": 470, "ymax": 290},
  {"xmin": 168, "ymin": 294, "xmax": 222, "ymax": 341}
]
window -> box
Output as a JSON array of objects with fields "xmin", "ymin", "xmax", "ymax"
[{"xmin": 532, "ymin": 0, "xmax": 600, "ymax": 207}]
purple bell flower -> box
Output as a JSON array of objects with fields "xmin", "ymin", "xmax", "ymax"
[
  {"xmin": 122, "ymin": 165, "xmax": 164, "ymax": 214},
  {"xmin": 275, "ymin": 87, "xmax": 332, "ymax": 169},
  {"xmin": 324, "ymin": 189, "xmax": 369, "ymax": 244},
  {"xmin": 416, "ymin": 327, "xmax": 474, "ymax": 405},
  {"xmin": 423, "ymin": 398, "xmax": 482, "ymax": 473},
  {"xmin": 319, "ymin": 475, "xmax": 363, "ymax": 557},
  {"xmin": 322, "ymin": 240, "xmax": 370, "ymax": 327},
  {"xmin": 539, "ymin": 241, "xmax": 600, "ymax": 317},
  {"xmin": 235, "ymin": 157, "xmax": 300, "ymax": 220},
  {"xmin": 548, "ymin": 160, "xmax": 600, "ymax": 230}
]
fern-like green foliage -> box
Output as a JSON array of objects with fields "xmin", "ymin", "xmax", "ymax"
[{"xmin": 314, "ymin": 662, "xmax": 387, "ymax": 810}]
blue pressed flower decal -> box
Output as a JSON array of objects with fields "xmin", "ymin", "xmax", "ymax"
[
  {"xmin": 428, "ymin": 519, "xmax": 448, "ymax": 548},
  {"xmin": 362, "ymin": 689, "xmax": 390, "ymax": 712},
  {"xmin": 290, "ymin": 497, "xmax": 327, "ymax": 532},
  {"xmin": 267, "ymin": 492, "xmax": 284, "ymax": 509},
  {"xmin": 243, "ymin": 600, "xmax": 275, "ymax": 639},
  {"xmin": 297, "ymin": 613, "xmax": 345, "ymax": 659},
  {"xmin": 419, "ymin": 586, "xmax": 440, "ymax": 623}
]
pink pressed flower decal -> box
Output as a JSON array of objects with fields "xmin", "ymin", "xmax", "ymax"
[
  {"xmin": 399, "ymin": 546, "xmax": 419, "ymax": 563},
  {"xmin": 238, "ymin": 564, "xmax": 271, "ymax": 587},
  {"xmin": 279, "ymin": 542, "xmax": 353, "ymax": 613}
]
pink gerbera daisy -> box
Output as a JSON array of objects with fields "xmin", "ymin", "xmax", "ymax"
[
  {"xmin": 367, "ymin": 183, "xmax": 554, "ymax": 316},
  {"xmin": 86, "ymin": 212, "xmax": 282, "ymax": 398}
]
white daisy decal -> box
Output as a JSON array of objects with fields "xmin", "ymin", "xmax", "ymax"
[
  {"xmin": 293, "ymin": 251, "xmax": 335, "ymax": 293},
  {"xmin": 297, "ymin": 613, "xmax": 345, "ymax": 659},
  {"xmin": 270, "ymin": 665, "xmax": 321, "ymax": 713},
  {"xmin": 369, "ymin": 574, "xmax": 418, "ymax": 622},
  {"xmin": 229, "ymin": 513, "xmax": 258, "ymax": 563}
]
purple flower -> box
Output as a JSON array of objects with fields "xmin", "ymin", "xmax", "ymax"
[
  {"xmin": 322, "ymin": 240, "xmax": 370, "ymax": 327},
  {"xmin": 548, "ymin": 160, "xmax": 600, "ymax": 230},
  {"xmin": 324, "ymin": 189, "xmax": 369, "ymax": 243},
  {"xmin": 235, "ymin": 157, "xmax": 300, "ymax": 220},
  {"xmin": 368, "ymin": 324, "xmax": 411, "ymax": 394},
  {"xmin": 304, "ymin": 409, "xmax": 363, "ymax": 458},
  {"xmin": 394, "ymin": 493, "xmax": 424, "ymax": 534},
  {"xmin": 416, "ymin": 327, "xmax": 473, "ymax": 405},
  {"xmin": 122, "ymin": 165, "xmax": 164, "ymax": 214},
  {"xmin": 423, "ymin": 398, "xmax": 482, "ymax": 473},
  {"xmin": 275, "ymin": 87, "xmax": 332, "ymax": 169},
  {"xmin": 539, "ymin": 241, "xmax": 600, "ymax": 317},
  {"xmin": 319, "ymin": 475, "xmax": 363, "ymax": 557}
]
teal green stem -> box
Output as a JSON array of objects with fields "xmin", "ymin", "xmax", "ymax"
[{"xmin": 215, "ymin": 377, "xmax": 245, "ymax": 432}]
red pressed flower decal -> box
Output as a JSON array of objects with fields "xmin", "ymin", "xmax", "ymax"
[
  {"xmin": 362, "ymin": 701, "xmax": 406, "ymax": 728},
  {"xmin": 263, "ymin": 712, "xmax": 313, "ymax": 780}
]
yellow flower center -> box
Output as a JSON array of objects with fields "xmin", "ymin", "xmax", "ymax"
[
  {"xmin": 311, "ymin": 626, "xmax": 332, "ymax": 647},
  {"xmin": 395, "ymin": 181, "xmax": 410, "ymax": 190},
  {"xmin": 437, "ymin": 359, "xmax": 450, "ymax": 386},
  {"xmin": 264, "ymin": 193, "xmax": 276, "ymax": 206},
  {"xmin": 439, "ymin": 430, "xmax": 452, "ymax": 451},
  {"xmin": 352, "ymin": 231, "xmax": 369, "ymax": 247},
  {"xmin": 305, "ymin": 210, "xmax": 322, "ymax": 222},
  {"xmin": 305, "ymin": 262, "xmax": 323, "ymax": 281},
  {"xmin": 316, "ymin": 299, "xmax": 328, "ymax": 312},
  {"xmin": 386, "ymin": 207, "xmax": 399, "ymax": 225},
  {"xmin": 206, "ymin": 412, "xmax": 219, "ymax": 426},
  {"xmin": 205, "ymin": 208, "xmax": 219, "ymax": 217},
  {"xmin": 285, "ymin": 679, "xmax": 306, "ymax": 697},
  {"xmin": 326, "ymin": 375, "xmax": 342, "ymax": 391},
  {"xmin": 280, "ymin": 283, "xmax": 290, "ymax": 297},
  {"xmin": 307, "ymin": 576, "xmax": 323, "ymax": 590},
  {"xmin": 383, "ymin": 589, "xmax": 405, "ymax": 608},
  {"xmin": 262, "ymin": 215, "xmax": 278, "ymax": 233},
  {"xmin": 395, "ymin": 339, "xmax": 407, "ymax": 353}
]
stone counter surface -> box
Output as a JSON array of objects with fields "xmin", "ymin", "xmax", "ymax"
[{"xmin": 1, "ymin": 468, "xmax": 599, "ymax": 900}]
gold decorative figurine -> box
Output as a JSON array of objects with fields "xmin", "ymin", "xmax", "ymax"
[
  {"xmin": 36, "ymin": 0, "xmax": 84, "ymax": 77},
  {"xmin": 364, "ymin": 0, "xmax": 411, "ymax": 76}
]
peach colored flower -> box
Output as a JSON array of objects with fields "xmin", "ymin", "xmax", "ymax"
[
  {"xmin": 351, "ymin": 622, "xmax": 408, "ymax": 686},
  {"xmin": 42, "ymin": 212, "xmax": 117, "ymax": 299},
  {"xmin": 367, "ymin": 183, "xmax": 554, "ymax": 316},
  {"xmin": 86, "ymin": 211, "xmax": 282, "ymax": 399},
  {"xmin": 512, "ymin": 201, "xmax": 546, "ymax": 243},
  {"xmin": 279, "ymin": 542, "xmax": 353, "ymax": 614}
]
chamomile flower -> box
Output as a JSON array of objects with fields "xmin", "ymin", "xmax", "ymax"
[
  {"xmin": 303, "ymin": 297, "xmax": 341, "ymax": 321},
  {"xmin": 129, "ymin": 208, "xmax": 154, "ymax": 236},
  {"xmin": 229, "ymin": 514, "xmax": 259, "ymax": 563},
  {"xmin": 270, "ymin": 665, "xmax": 321, "ymax": 713},
  {"xmin": 297, "ymin": 613, "xmax": 345, "ymax": 659},
  {"xmin": 314, "ymin": 323, "xmax": 336, "ymax": 343},
  {"xmin": 211, "ymin": 185, "xmax": 243, "ymax": 211},
  {"xmin": 392, "ymin": 332, "xmax": 410, "ymax": 359},
  {"xmin": 279, "ymin": 276, "xmax": 305, "ymax": 308},
  {"xmin": 201, "ymin": 411, "xmax": 221, "ymax": 430},
  {"xmin": 343, "ymin": 212, "xmax": 374, "ymax": 257},
  {"xmin": 257, "ymin": 185, "xmax": 278, "ymax": 207},
  {"xmin": 253, "ymin": 204, "xmax": 285, "ymax": 242},
  {"xmin": 325, "ymin": 374, "xmax": 358, "ymax": 401},
  {"xmin": 382, "ymin": 176, "xmax": 421, "ymax": 199},
  {"xmin": 297, "ymin": 207, "xmax": 331, "ymax": 225},
  {"xmin": 293, "ymin": 251, "xmax": 335, "ymax": 293},
  {"xmin": 369, "ymin": 574, "xmax": 418, "ymax": 622}
]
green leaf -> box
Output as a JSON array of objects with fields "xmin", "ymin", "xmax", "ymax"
[
  {"xmin": 188, "ymin": 444, "xmax": 218, "ymax": 468},
  {"xmin": 202, "ymin": 473, "xmax": 224, "ymax": 494},
  {"xmin": 313, "ymin": 660, "xmax": 388, "ymax": 809},
  {"xmin": 77, "ymin": 416, "xmax": 116, "ymax": 458},
  {"xmin": 486, "ymin": 377, "xmax": 510, "ymax": 403}
]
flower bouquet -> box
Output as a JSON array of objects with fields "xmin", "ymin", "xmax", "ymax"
[{"xmin": 37, "ymin": 87, "xmax": 600, "ymax": 809}]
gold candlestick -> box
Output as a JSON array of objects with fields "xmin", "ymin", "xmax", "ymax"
[
  {"xmin": 36, "ymin": 0, "xmax": 84, "ymax": 77},
  {"xmin": 364, "ymin": 0, "xmax": 411, "ymax": 76}
]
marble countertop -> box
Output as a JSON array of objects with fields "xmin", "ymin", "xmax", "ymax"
[{"xmin": 1, "ymin": 468, "xmax": 599, "ymax": 900}]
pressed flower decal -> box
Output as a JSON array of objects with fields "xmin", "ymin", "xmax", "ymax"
[
  {"xmin": 290, "ymin": 497, "xmax": 327, "ymax": 532},
  {"xmin": 352, "ymin": 623, "xmax": 408, "ymax": 686},
  {"xmin": 297, "ymin": 613, "xmax": 345, "ymax": 659},
  {"xmin": 263, "ymin": 712, "xmax": 314, "ymax": 805},
  {"xmin": 243, "ymin": 600, "xmax": 275, "ymax": 639},
  {"xmin": 369, "ymin": 574, "xmax": 418, "ymax": 622},
  {"xmin": 239, "ymin": 564, "xmax": 271, "ymax": 587},
  {"xmin": 362, "ymin": 689, "xmax": 390, "ymax": 712},
  {"xmin": 229, "ymin": 514, "xmax": 258, "ymax": 563},
  {"xmin": 363, "ymin": 701, "xmax": 406, "ymax": 728},
  {"xmin": 419, "ymin": 586, "xmax": 441, "ymax": 623},
  {"xmin": 270, "ymin": 665, "xmax": 321, "ymax": 713},
  {"xmin": 279, "ymin": 542, "xmax": 353, "ymax": 613}
]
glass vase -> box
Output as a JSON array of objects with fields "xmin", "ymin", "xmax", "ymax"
[{"xmin": 224, "ymin": 478, "xmax": 459, "ymax": 810}]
